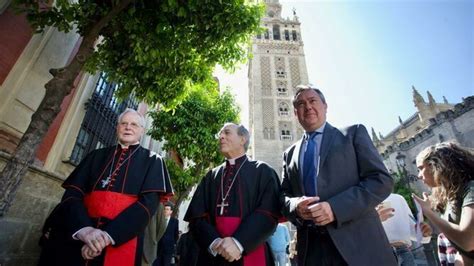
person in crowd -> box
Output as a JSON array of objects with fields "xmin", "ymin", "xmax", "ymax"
[
  {"xmin": 176, "ymin": 225, "xmax": 199, "ymax": 266},
  {"xmin": 268, "ymin": 223, "xmax": 291, "ymax": 266},
  {"xmin": 154, "ymin": 202, "xmax": 179, "ymax": 266},
  {"xmin": 143, "ymin": 202, "xmax": 168, "ymax": 266},
  {"xmin": 38, "ymin": 108, "xmax": 173, "ymax": 266},
  {"xmin": 288, "ymin": 231, "xmax": 298, "ymax": 266},
  {"xmin": 438, "ymin": 232, "xmax": 465, "ymax": 266},
  {"xmin": 184, "ymin": 123, "xmax": 281, "ymax": 265},
  {"xmin": 377, "ymin": 193, "xmax": 433, "ymax": 265},
  {"xmin": 281, "ymin": 84, "xmax": 396, "ymax": 265},
  {"xmin": 413, "ymin": 142, "xmax": 474, "ymax": 265}
]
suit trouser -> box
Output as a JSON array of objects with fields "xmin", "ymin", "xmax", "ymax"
[{"xmin": 305, "ymin": 228, "xmax": 347, "ymax": 266}]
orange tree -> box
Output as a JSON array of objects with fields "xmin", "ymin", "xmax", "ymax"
[
  {"xmin": 0, "ymin": 0, "xmax": 262, "ymax": 216},
  {"xmin": 148, "ymin": 86, "xmax": 239, "ymax": 213}
]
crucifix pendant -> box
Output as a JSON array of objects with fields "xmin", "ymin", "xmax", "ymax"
[
  {"xmin": 101, "ymin": 176, "xmax": 111, "ymax": 188},
  {"xmin": 217, "ymin": 201, "xmax": 229, "ymax": 215}
]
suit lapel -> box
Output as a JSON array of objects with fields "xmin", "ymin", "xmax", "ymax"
[
  {"xmin": 291, "ymin": 138, "xmax": 304, "ymax": 192},
  {"xmin": 319, "ymin": 123, "xmax": 336, "ymax": 170}
]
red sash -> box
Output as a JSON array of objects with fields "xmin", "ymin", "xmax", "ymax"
[
  {"xmin": 215, "ymin": 216, "xmax": 266, "ymax": 266},
  {"xmin": 84, "ymin": 191, "xmax": 138, "ymax": 266}
]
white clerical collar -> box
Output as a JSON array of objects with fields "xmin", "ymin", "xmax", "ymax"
[
  {"xmin": 226, "ymin": 154, "xmax": 246, "ymax": 165},
  {"xmin": 118, "ymin": 141, "xmax": 140, "ymax": 149}
]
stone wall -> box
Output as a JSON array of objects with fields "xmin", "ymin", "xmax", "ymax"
[{"xmin": 0, "ymin": 152, "xmax": 64, "ymax": 266}]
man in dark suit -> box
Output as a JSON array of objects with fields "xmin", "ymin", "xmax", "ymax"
[
  {"xmin": 281, "ymin": 85, "xmax": 397, "ymax": 265},
  {"xmin": 154, "ymin": 202, "xmax": 179, "ymax": 266}
]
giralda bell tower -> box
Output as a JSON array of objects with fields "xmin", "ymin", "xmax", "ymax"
[{"xmin": 248, "ymin": 0, "xmax": 309, "ymax": 174}]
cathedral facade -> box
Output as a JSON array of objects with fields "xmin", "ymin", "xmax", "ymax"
[
  {"xmin": 248, "ymin": 0, "xmax": 308, "ymax": 174},
  {"xmin": 373, "ymin": 88, "xmax": 474, "ymax": 192}
]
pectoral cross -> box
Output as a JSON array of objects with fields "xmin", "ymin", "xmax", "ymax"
[
  {"xmin": 217, "ymin": 201, "xmax": 229, "ymax": 215},
  {"xmin": 101, "ymin": 176, "xmax": 111, "ymax": 188}
]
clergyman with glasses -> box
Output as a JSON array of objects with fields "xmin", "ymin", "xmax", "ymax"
[
  {"xmin": 38, "ymin": 108, "xmax": 173, "ymax": 266},
  {"xmin": 280, "ymin": 85, "xmax": 396, "ymax": 265},
  {"xmin": 184, "ymin": 122, "xmax": 281, "ymax": 265}
]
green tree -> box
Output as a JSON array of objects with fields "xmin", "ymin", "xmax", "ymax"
[
  {"xmin": 0, "ymin": 0, "xmax": 263, "ymax": 216},
  {"xmin": 148, "ymin": 86, "xmax": 240, "ymax": 213},
  {"xmin": 393, "ymin": 174, "xmax": 416, "ymax": 214}
]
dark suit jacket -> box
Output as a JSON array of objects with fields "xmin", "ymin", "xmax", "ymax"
[
  {"xmin": 157, "ymin": 217, "xmax": 179, "ymax": 255},
  {"xmin": 281, "ymin": 123, "xmax": 397, "ymax": 266}
]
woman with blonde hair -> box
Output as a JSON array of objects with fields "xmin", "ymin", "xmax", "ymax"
[{"xmin": 413, "ymin": 142, "xmax": 474, "ymax": 265}]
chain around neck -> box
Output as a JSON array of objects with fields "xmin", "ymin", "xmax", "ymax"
[{"xmin": 220, "ymin": 157, "xmax": 248, "ymax": 202}]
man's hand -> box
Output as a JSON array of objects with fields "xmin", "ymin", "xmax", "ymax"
[
  {"xmin": 215, "ymin": 237, "xmax": 242, "ymax": 262},
  {"xmin": 376, "ymin": 204, "xmax": 395, "ymax": 222},
  {"xmin": 295, "ymin": 196, "xmax": 319, "ymax": 220},
  {"xmin": 307, "ymin": 202, "xmax": 335, "ymax": 225},
  {"xmin": 81, "ymin": 244, "xmax": 101, "ymax": 260},
  {"xmin": 76, "ymin": 227, "xmax": 111, "ymax": 253}
]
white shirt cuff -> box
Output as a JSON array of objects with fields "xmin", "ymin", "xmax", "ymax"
[
  {"xmin": 208, "ymin": 238, "xmax": 222, "ymax": 256},
  {"xmin": 231, "ymin": 237, "xmax": 244, "ymax": 254},
  {"xmin": 72, "ymin": 227, "xmax": 88, "ymax": 240},
  {"xmin": 103, "ymin": 231, "xmax": 115, "ymax": 245},
  {"xmin": 71, "ymin": 227, "xmax": 115, "ymax": 246}
]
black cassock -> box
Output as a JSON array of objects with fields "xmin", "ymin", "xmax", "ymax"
[
  {"xmin": 38, "ymin": 144, "xmax": 173, "ymax": 266},
  {"xmin": 184, "ymin": 155, "xmax": 281, "ymax": 266}
]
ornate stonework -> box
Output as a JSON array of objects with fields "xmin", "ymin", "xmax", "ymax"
[{"xmin": 289, "ymin": 57, "xmax": 301, "ymax": 88}]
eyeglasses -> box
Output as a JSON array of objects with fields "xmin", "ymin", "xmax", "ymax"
[{"xmin": 119, "ymin": 122, "xmax": 142, "ymax": 128}]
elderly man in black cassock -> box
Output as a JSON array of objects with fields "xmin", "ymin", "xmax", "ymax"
[
  {"xmin": 184, "ymin": 123, "xmax": 281, "ymax": 266},
  {"xmin": 38, "ymin": 108, "xmax": 173, "ymax": 266}
]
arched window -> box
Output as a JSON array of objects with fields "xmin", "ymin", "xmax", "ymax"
[
  {"xmin": 276, "ymin": 67, "xmax": 286, "ymax": 78},
  {"xmin": 284, "ymin": 30, "xmax": 290, "ymax": 41},
  {"xmin": 280, "ymin": 124, "xmax": 292, "ymax": 140},
  {"xmin": 279, "ymin": 102, "xmax": 290, "ymax": 116},
  {"xmin": 292, "ymin": 30, "xmax": 298, "ymax": 41},
  {"xmin": 277, "ymin": 81, "xmax": 287, "ymax": 96}
]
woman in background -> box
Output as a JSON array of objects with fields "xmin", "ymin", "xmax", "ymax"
[{"xmin": 413, "ymin": 142, "xmax": 474, "ymax": 265}]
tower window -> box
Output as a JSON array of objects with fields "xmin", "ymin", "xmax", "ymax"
[
  {"xmin": 280, "ymin": 130, "xmax": 292, "ymax": 140},
  {"xmin": 284, "ymin": 30, "xmax": 290, "ymax": 41},
  {"xmin": 276, "ymin": 67, "xmax": 286, "ymax": 78},
  {"xmin": 277, "ymin": 87, "xmax": 288, "ymax": 96},
  {"xmin": 279, "ymin": 102, "xmax": 290, "ymax": 116},
  {"xmin": 273, "ymin": 25, "xmax": 281, "ymax": 40},
  {"xmin": 292, "ymin": 30, "xmax": 298, "ymax": 41}
]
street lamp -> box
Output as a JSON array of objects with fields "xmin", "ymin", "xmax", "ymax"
[{"xmin": 395, "ymin": 152, "xmax": 410, "ymax": 187}]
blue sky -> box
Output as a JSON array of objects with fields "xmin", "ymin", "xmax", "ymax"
[{"xmin": 216, "ymin": 0, "xmax": 473, "ymax": 136}]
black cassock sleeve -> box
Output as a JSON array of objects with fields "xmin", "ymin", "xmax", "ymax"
[
  {"xmin": 232, "ymin": 163, "xmax": 281, "ymax": 254},
  {"xmin": 61, "ymin": 152, "xmax": 96, "ymax": 237},
  {"xmin": 184, "ymin": 170, "xmax": 221, "ymax": 250},
  {"xmin": 102, "ymin": 192, "xmax": 158, "ymax": 246}
]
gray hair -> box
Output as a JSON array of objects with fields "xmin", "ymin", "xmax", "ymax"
[
  {"xmin": 117, "ymin": 108, "xmax": 145, "ymax": 128},
  {"xmin": 292, "ymin": 84, "xmax": 327, "ymax": 107},
  {"xmin": 220, "ymin": 122, "xmax": 251, "ymax": 151}
]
